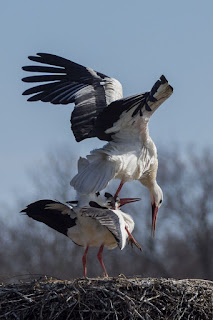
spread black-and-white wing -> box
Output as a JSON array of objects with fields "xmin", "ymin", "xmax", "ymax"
[
  {"xmin": 80, "ymin": 207, "xmax": 124, "ymax": 249},
  {"xmin": 21, "ymin": 199, "xmax": 76, "ymax": 236},
  {"xmin": 22, "ymin": 53, "xmax": 123, "ymax": 142},
  {"xmin": 22, "ymin": 53, "xmax": 173, "ymax": 142},
  {"xmin": 94, "ymin": 75, "xmax": 173, "ymax": 140}
]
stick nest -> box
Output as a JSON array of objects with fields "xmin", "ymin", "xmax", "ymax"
[{"xmin": 0, "ymin": 276, "xmax": 212, "ymax": 319}]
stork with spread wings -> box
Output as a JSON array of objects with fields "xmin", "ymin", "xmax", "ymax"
[{"xmin": 22, "ymin": 53, "xmax": 173, "ymax": 235}]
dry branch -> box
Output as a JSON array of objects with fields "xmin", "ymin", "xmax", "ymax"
[{"xmin": 0, "ymin": 276, "xmax": 212, "ymax": 319}]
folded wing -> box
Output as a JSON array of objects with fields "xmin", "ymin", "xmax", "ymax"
[{"xmin": 81, "ymin": 207, "xmax": 125, "ymax": 249}]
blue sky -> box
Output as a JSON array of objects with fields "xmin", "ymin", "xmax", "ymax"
[{"xmin": 1, "ymin": 1, "xmax": 213, "ymax": 205}]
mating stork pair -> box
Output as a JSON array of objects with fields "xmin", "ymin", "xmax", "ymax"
[{"xmin": 21, "ymin": 53, "xmax": 173, "ymax": 276}]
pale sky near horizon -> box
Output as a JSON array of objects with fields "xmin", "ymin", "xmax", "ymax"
[{"xmin": 1, "ymin": 1, "xmax": 213, "ymax": 206}]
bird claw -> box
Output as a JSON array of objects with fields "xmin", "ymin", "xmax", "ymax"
[
  {"xmin": 126, "ymin": 226, "xmax": 142, "ymax": 251},
  {"xmin": 128, "ymin": 236, "xmax": 142, "ymax": 251}
]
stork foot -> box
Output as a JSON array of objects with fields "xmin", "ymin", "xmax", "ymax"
[{"xmin": 125, "ymin": 226, "xmax": 142, "ymax": 251}]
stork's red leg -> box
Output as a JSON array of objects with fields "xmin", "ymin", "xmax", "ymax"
[
  {"xmin": 114, "ymin": 181, "xmax": 124, "ymax": 199},
  {"xmin": 82, "ymin": 245, "xmax": 89, "ymax": 277},
  {"xmin": 125, "ymin": 226, "xmax": 142, "ymax": 251},
  {"xmin": 97, "ymin": 244, "xmax": 108, "ymax": 277}
]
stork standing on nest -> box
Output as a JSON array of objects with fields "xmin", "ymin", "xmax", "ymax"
[
  {"xmin": 22, "ymin": 53, "xmax": 173, "ymax": 235},
  {"xmin": 21, "ymin": 192, "xmax": 141, "ymax": 277}
]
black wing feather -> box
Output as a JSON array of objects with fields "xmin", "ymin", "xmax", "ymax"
[
  {"xmin": 94, "ymin": 75, "xmax": 173, "ymax": 140},
  {"xmin": 21, "ymin": 200, "xmax": 76, "ymax": 236},
  {"xmin": 22, "ymin": 66, "xmax": 65, "ymax": 73},
  {"xmin": 22, "ymin": 53, "xmax": 110, "ymax": 141},
  {"xmin": 22, "ymin": 54, "xmax": 172, "ymax": 143},
  {"xmin": 22, "ymin": 75, "xmax": 68, "ymax": 83}
]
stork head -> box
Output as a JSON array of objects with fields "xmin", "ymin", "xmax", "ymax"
[
  {"xmin": 103, "ymin": 192, "xmax": 141, "ymax": 209},
  {"xmin": 150, "ymin": 183, "xmax": 163, "ymax": 237},
  {"xmin": 74, "ymin": 192, "xmax": 141, "ymax": 210}
]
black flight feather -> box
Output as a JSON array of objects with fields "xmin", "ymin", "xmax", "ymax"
[{"xmin": 21, "ymin": 200, "xmax": 76, "ymax": 236}]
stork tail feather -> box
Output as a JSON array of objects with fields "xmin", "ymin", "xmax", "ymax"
[{"xmin": 70, "ymin": 160, "xmax": 116, "ymax": 194}]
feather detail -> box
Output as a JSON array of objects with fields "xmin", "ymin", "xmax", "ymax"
[{"xmin": 71, "ymin": 159, "xmax": 116, "ymax": 194}]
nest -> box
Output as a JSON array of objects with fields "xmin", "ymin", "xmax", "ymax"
[{"xmin": 0, "ymin": 276, "xmax": 212, "ymax": 319}]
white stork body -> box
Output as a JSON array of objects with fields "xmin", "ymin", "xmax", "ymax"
[
  {"xmin": 72, "ymin": 116, "xmax": 158, "ymax": 194},
  {"xmin": 22, "ymin": 53, "xmax": 173, "ymax": 234},
  {"xmin": 21, "ymin": 192, "xmax": 141, "ymax": 277},
  {"xmin": 68, "ymin": 205, "xmax": 133, "ymax": 250}
]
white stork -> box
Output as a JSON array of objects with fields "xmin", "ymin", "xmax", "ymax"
[
  {"xmin": 22, "ymin": 53, "xmax": 173, "ymax": 235},
  {"xmin": 21, "ymin": 192, "xmax": 141, "ymax": 277}
]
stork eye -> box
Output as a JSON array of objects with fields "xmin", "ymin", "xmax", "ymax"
[{"xmin": 159, "ymin": 199, "xmax": 162, "ymax": 204}]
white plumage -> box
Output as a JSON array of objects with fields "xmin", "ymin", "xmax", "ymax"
[
  {"xmin": 22, "ymin": 53, "xmax": 173, "ymax": 235},
  {"xmin": 21, "ymin": 192, "xmax": 141, "ymax": 277}
]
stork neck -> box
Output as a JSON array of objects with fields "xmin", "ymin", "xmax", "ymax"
[
  {"xmin": 148, "ymin": 181, "xmax": 159, "ymax": 192},
  {"xmin": 147, "ymin": 181, "xmax": 162, "ymax": 206},
  {"xmin": 142, "ymin": 180, "xmax": 159, "ymax": 195}
]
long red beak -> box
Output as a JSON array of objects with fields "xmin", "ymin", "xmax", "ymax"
[
  {"xmin": 152, "ymin": 204, "xmax": 158, "ymax": 237},
  {"xmin": 119, "ymin": 197, "xmax": 141, "ymax": 207}
]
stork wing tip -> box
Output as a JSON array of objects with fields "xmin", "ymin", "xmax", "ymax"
[
  {"xmin": 160, "ymin": 75, "xmax": 167, "ymax": 83},
  {"xmin": 160, "ymin": 75, "xmax": 173, "ymax": 91}
]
